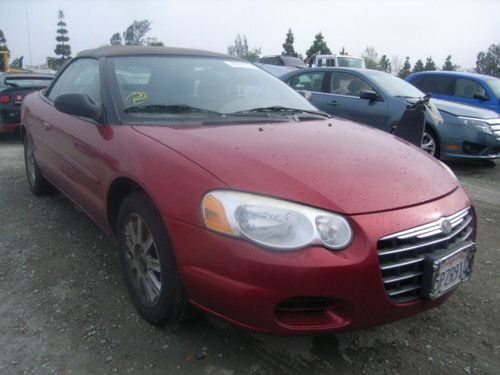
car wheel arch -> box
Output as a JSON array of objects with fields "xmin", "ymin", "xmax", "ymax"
[{"xmin": 107, "ymin": 177, "xmax": 157, "ymax": 236}]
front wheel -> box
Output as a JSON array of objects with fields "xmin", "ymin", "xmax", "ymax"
[
  {"xmin": 421, "ymin": 128, "xmax": 440, "ymax": 159},
  {"xmin": 116, "ymin": 191, "xmax": 193, "ymax": 326}
]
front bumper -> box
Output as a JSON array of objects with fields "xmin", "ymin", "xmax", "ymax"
[
  {"xmin": 166, "ymin": 187, "xmax": 472, "ymax": 334},
  {"xmin": 439, "ymin": 121, "xmax": 500, "ymax": 161}
]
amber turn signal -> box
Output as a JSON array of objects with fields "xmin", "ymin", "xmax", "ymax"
[{"xmin": 202, "ymin": 194, "xmax": 233, "ymax": 234}]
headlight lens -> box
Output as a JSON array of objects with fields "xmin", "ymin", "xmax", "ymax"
[
  {"xmin": 202, "ymin": 190, "xmax": 353, "ymax": 251},
  {"xmin": 459, "ymin": 117, "xmax": 493, "ymax": 134}
]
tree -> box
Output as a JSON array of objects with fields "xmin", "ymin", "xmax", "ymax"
[
  {"xmin": 47, "ymin": 9, "xmax": 71, "ymax": 71},
  {"xmin": 111, "ymin": 20, "xmax": 162, "ymax": 47},
  {"xmin": 145, "ymin": 37, "xmax": 164, "ymax": 47},
  {"xmin": 362, "ymin": 46, "xmax": 378, "ymax": 69},
  {"xmin": 398, "ymin": 56, "xmax": 412, "ymax": 78},
  {"xmin": 442, "ymin": 55, "xmax": 458, "ymax": 71},
  {"xmin": 10, "ymin": 56, "xmax": 23, "ymax": 68},
  {"xmin": 54, "ymin": 9, "xmax": 71, "ymax": 61},
  {"xmin": 227, "ymin": 34, "xmax": 261, "ymax": 62},
  {"xmin": 305, "ymin": 32, "xmax": 331, "ymax": 60},
  {"xmin": 339, "ymin": 46, "xmax": 347, "ymax": 55},
  {"xmin": 110, "ymin": 32, "xmax": 122, "ymax": 46},
  {"xmin": 476, "ymin": 43, "xmax": 500, "ymax": 78},
  {"xmin": 0, "ymin": 29, "xmax": 8, "ymax": 52},
  {"xmin": 282, "ymin": 29, "xmax": 297, "ymax": 57},
  {"xmin": 378, "ymin": 54, "xmax": 391, "ymax": 73},
  {"xmin": 424, "ymin": 57, "xmax": 436, "ymax": 71},
  {"xmin": 413, "ymin": 59, "xmax": 425, "ymax": 73},
  {"xmin": 123, "ymin": 19, "xmax": 152, "ymax": 46},
  {"xmin": 392, "ymin": 56, "xmax": 403, "ymax": 76}
]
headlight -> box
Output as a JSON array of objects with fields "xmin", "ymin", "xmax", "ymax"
[
  {"xmin": 459, "ymin": 117, "xmax": 493, "ymax": 134},
  {"xmin": 202, "ymin": 190, "xmax": 353, "ymax": 251}
]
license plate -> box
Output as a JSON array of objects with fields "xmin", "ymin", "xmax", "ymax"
[{"xmin": 421, "ymin": 244, "xmax": 475, "ymax": 300}]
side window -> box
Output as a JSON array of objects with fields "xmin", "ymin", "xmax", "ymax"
[
  {"xmin": 47, "ymin": 59, "xmax": 101, "ymax": 105},
  {"xmin": 287, "ymin": 72, "xmax": 325, "ymax": 92},
  {"xmin": 329, "ymin": 72, "xmax": 372, "ymax": 97},
  {"xmin": 415, "ymin": 75, "xmax": 454, "ymax": 95},
  {"xmin": 453, "ymin": 78, "xmax": 486, "ymax": 98}
]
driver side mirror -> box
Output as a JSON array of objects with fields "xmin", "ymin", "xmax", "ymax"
[
  {"xmin": 473, "ymin": 92, "xmax": 489, "ymax": 101},
  {"xmin": 297, "ymin": 90, "xmax": 312, "ymax": 101},
  {"xmin": 360, "ymin": 90, "xmax": 382, "ymax": 101},
  {"xmin": 54, "ymin": 93, "xmax": 102, "ymax": 122}
]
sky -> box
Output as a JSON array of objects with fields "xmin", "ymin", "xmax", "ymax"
[{"xmin": 1, "ymin": 0, "xmax": 499, "ymax": 70}]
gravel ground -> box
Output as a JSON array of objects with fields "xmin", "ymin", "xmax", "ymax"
[{"xmin": 1, "ymin": 137, "xmax": 499, "ymax": 375}]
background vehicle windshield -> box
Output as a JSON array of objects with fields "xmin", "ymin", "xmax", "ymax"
[
  {"xmin": 337, "ymin": 57, "xmax": 364, "ymax": 69},
  {"xmin": 280, "ymin": 55, "xmax": 307, "ymax": 68},
  {"xmin": 109, "ymin": 56, "xmax": 316, "ymax": 118},
  {"xmin": 485, "ymin": 78, "xmax": 500, "ymax": 97},
  {"xmin": 364, "ymin": 70, "xmax": 424, "ymax": 97}
]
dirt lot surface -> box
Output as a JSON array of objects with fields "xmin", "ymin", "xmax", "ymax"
[{"xmin": 1, "ymin": 137, "xmax": 499, "ymax": 375}]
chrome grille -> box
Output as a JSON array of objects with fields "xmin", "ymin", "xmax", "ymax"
[
  {"xmin": 377, "ymin": 207, "xmax": 474, "ymax": 303},
  {"xmin": 485, "ymin": 118, "xmax": 500, "ymax": 138}
]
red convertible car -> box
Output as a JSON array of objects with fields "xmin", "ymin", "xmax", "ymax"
[{"xmin": 21, "ymin": 46, "xmax": 476, "ymax": 334}]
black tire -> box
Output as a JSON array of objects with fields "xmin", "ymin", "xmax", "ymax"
[
  {"xmin": 23, "ymin": 133, "xmax": 54, "ymax": 195},
  {"xmin": 116, "ymin": 191, "xmax": 193, "ymax": 326},
  {"xmin": 422, "ymin": 126, "xmax": 440, "ymax": 159}
]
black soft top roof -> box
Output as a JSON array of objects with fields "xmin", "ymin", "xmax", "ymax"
[{"xmin": 77, "ymin": 45, "xmax": 238, "ymax": 60}]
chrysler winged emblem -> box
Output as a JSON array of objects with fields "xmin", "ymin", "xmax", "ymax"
[{"xmin": 441, "ymin": 219, "xmax": 453, "ymax": 235}]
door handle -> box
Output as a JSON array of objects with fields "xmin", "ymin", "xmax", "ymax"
[
  {"xmin": 327, "ymin": 100, "xmax": 338, "ymax": 107},
  {"xmin": 42, "ymin": 122, "xmax": 52, "ymax": 130}
]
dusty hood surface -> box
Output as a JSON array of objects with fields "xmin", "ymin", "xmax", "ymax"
[
  {"xmin": 432, "ymin": 98, "xmax": 499, "ymax": 119},
  {"xmin": 133, "ymin": 118, "xmax": 459, "ymax": 215}
]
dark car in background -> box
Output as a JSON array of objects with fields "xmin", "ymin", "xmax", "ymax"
[
  {"xmin": 259, "ymin": 55, "xmax": 307, "ymax": 69},
  {"xmin": 280, "ymin": 68, "xmax": 500, "ymax": 161},
  {"xmin": 0, "ymin": 72, "xmax": 53, "ymax": 136},
  {"xmin": 406, "ymin": 71, "xmax": 500, "ymax": 114}
]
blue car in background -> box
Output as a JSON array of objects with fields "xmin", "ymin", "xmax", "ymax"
[
  {"xmin": 279, "ymin": 68, "xmax": 500, "ymax": 161},
  {"xmin": 406, "ymin": 71, "xmax": 500, "ymax": 114}
]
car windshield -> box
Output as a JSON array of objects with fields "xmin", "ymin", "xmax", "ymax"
[
  {"xmin": 108, "ymin": 56, "xmax": 317, "ymax": 122},
  {"xmin": 485, "ymin": 78, "xmax": 500, "ymax": 97},
  {"xmin": 5, "ymin": 77, "xmax": 53, "ymax": 88},
  {"xmin": 363, "ymin": 70, "xmax": 424, "ymax": 98}
]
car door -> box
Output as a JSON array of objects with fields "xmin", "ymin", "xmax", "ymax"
[
  {"xmin": 42, "ymin": 58, "xmax": 108, "ymax": 223},
  {"xmin": 320, "ymin": 71, "xmax": 389, "ymax": 129}
]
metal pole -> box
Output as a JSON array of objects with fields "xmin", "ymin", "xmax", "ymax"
[{"xmin": 25, "ymin": 11, "xmax": 33, "ymax": 69}]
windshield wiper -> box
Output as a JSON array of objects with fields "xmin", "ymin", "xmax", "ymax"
[
  {"xmin": 232, "ymin": 106, "xmax": 330, "ymax": 118},
  {"xmin": 124, "ymin": 104, "xmax": 223, "ymax": 116}
]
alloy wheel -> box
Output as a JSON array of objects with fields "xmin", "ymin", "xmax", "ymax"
[
  {"xmin": 123, "ymin": 213, "xmax": 162, "ymax": 307},
  {"xmin": 421, "ymin": 131, "xmax": 436, "ymax": 156}
]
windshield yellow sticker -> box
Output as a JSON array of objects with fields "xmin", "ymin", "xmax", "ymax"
[{"xmin": 126, "ymin": 91, "xmax": 148, "ymax": 105}]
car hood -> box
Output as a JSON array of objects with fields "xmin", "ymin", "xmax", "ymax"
[
  {"xmin": 133, "ymin": 118, "xmax": 459, "ymax": 215},
  {"xmin": 431, "ymin": 98, "xmax": 499, "ymax": 119}
]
